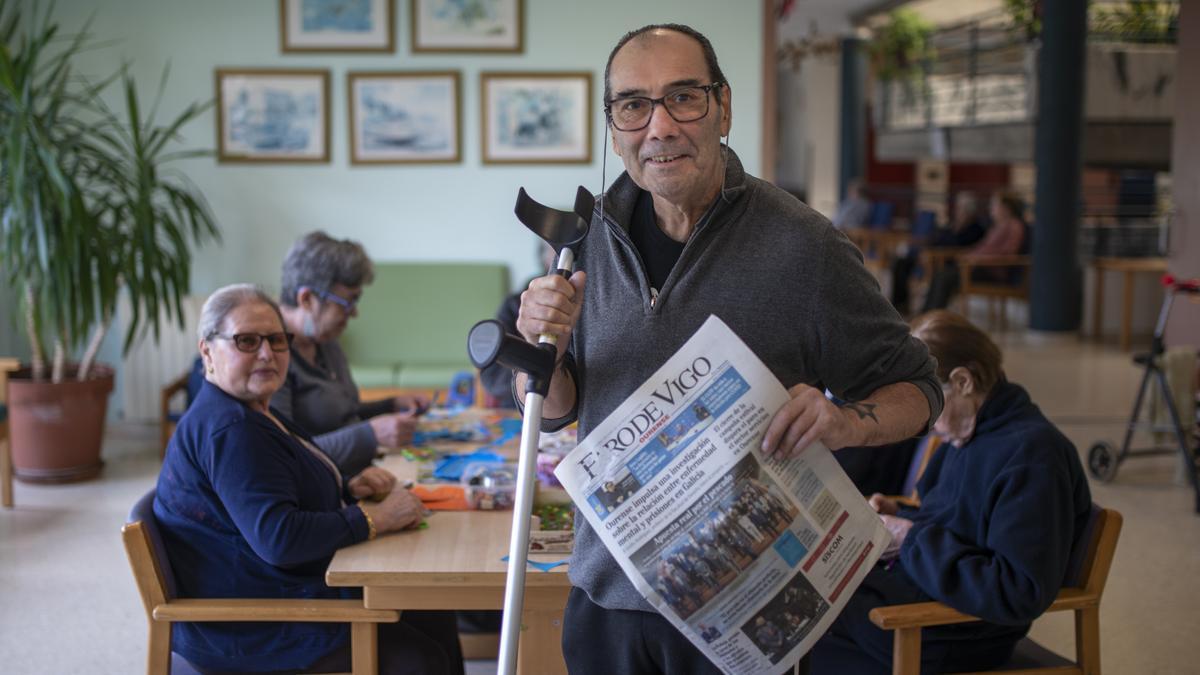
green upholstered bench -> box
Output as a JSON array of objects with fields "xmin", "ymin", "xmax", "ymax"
[{"xmin": 341, "ymin": 262, "xmax": 510, "ymax": 393}]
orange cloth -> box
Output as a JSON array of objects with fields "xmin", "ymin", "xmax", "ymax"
[{"xmin": 410, "ymin": 485, "xmax": 471, "ymax": 510}]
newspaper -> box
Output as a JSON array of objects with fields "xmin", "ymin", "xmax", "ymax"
[{"xmin": 554, "ymin": 316, "xmax": 890, "ymax": 674}]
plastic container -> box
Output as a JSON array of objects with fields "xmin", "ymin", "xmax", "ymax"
[{"xmin": 461, "ymin": 461, "xmax": 517, "ymax": 510}]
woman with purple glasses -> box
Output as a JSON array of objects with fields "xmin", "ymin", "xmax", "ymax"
[{"xmin": 274, "ymin": 231, "xmax": 427, "ymax": 475}]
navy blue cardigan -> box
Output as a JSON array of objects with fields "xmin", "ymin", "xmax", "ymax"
[
  {"xmin": 899, "ymin": 380, "xmax": 1091, "ymax": 627},
  {"xmin": 154, "ymin": 381, "xmax": 371, "ymax": 671}
]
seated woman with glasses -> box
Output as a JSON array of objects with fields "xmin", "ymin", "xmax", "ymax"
[
  {"xmin": 155, "ymin": 284, "xmax": 462, "ymax": 674},
  {"xmin": 274, "ymin": 231, "xmax": 427, "ymax": 476}
]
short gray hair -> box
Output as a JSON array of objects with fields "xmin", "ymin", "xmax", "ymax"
[
  {"xmin": 604, "ymin": 24, "xmax": 727, "ymax": 105},
  {"xmin": 197, "ymin": 283, "xmax": 285, "ymax": 341},
  {"xmin": 280, "ymin": 231, "xmax": 375, "ymax": 307}
]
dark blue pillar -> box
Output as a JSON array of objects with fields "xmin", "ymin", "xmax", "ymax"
[
  {"xmin": 839, "ymin": 38, "xmax": 866, "ymax": 201},
  {"xmin": 1030, "ymin": 0, "xmax": 1088, "ymax": 331}
]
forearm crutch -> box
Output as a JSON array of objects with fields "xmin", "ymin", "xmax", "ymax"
[{"xmin": 467, "ymin": 185, "xmax": 593, "ymax": 675}]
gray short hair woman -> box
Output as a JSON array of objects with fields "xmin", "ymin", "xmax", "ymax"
[
  {"xmin": 155, "ymin": 283, "xmax": 462, "ymax": 673},
  {"xmin": 273, "ymin": 231, "xmax": 427, "ymax": 475}
]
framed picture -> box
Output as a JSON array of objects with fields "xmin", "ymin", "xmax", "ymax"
[
  {"xmin": 280, "ymin": 0, "xmax": 395, "ymax": 53},
  {"xmin": 215, "ymin": 69, "xmax": 331, "ymax": 163},
  {"xmin": 411, "ymin": 0, "xmax": 522, "ymax": 53},
  {"xmin": 481, "ymin": 72, "xmax": 592, "ymax": 164},
  {"xmin": 348, "ymin": 71, "xmax": 462, "ymax": 164}
]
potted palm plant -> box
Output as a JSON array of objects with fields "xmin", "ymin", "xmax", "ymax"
[{"xmin": 0, "ymin": 2, "xmax": 219, "ymax": 482}]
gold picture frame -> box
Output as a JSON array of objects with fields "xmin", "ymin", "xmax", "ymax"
[
  {"xmin": 411, "ymin": 0, "xmax": 523, "ymax": 54},
  {"xmin": 215, "ymin": 68, "xmax": 332, "ymax": 164},
  {"xmin": 348, "ymin": 71, "xmax": 462, "ymax": 165},
  {"xmin": 280, "ymin": 0, "xmax": 396, "ymax": 54},
  {"xmin": 481, "ymin": 71, "xmax": 593, "ymax": 165}
]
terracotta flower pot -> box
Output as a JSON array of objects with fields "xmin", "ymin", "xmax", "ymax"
[{"xmin": 7, "ymin": 365, "xmax": 114, "ymax": 483}]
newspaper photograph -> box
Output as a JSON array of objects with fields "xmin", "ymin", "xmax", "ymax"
[{"xmin": 555, "ymin": 315, "xmax": 891, "ymax": 674}]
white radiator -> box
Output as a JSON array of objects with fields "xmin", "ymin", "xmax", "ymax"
[{"xmin": 120, "ymin": 295, "xmax": 207, "ymax": 422}]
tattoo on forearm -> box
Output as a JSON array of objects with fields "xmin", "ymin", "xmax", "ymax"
[{"xmin": 844, "ymin": 402, "xmax": 879, "ymax": 423}]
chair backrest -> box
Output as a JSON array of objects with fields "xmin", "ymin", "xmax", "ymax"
[
  {"xmin": 900, "ymin": 435, "xmax": 942, "ymax": 500},
  {"xmin": 185, "ymin": 357, "xmax": 205, "ymax": 408},
  {"xmin": 1063, "ymin": 505, "xmax": 1123, "ymax": 594},
  {"xmin": 123, "ymin": 489, "xmax": 179, "ymax": 620}
]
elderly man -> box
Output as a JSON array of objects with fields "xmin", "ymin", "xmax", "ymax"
[{"xmin": 516, "ymin": 24, "xmax": 942, "ymax": 674}]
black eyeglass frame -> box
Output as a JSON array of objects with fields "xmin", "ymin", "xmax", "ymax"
[
  {"xmin": 207, "ymin": 332, "xmax": 294, "ymax": 354},
  {"xmin": 604, "ymin": 81, "xmax": 726, "ymax": 132}
]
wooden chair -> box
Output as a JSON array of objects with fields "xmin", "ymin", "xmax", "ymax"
[
  {"xmin": 123, "ymin": 489, "xmax": 398, "ymax": 675},
  {"xmin": 890, "ymin": 435, "xmax": 943, "ymax": 509},
  {"xmin": 957, "ymin": 254, "xmax": 1032, "ymax": 330},
  {"xmin": 869, "ymin": 505, "xmax": 1123, "ymax": 675},
  {"xmin": 1, "ymin": 357, "xmax": 20, "ymax": 508},
  {"xmin": 159, "ymin": 370, "xmax": 190, "ymax": 458}
]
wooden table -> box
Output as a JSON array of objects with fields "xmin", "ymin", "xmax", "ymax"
[
  {"xmin": 1090, "ymin": 257, "xmax": 1168, "ymax": 350},
  {"xmin": 326, "ymin": 453, "xmax": 572, "ymax": 674}
]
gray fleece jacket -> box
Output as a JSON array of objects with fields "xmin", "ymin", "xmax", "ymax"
[{"xmin": 545, "ymin": 148, "xmax": 943, "ymax": 612}]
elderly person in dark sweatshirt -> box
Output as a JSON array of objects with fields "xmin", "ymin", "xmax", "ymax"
[
  {"xmin": 515, "ymin": 23, "xmax": 941, "ymax": 675},
  {"xmin": 155, "ymin": 283, "xmax": 461, "ymax": 674},
  {"xmin": 273, "ymin": 231, "xmax": 427, "ymax": 476},
  {"xmin": 811, "ymin": 310, "xmax": 1092, "ymax": 674}
]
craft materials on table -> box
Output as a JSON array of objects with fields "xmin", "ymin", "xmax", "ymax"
[
  {"xmin": 500, "ymin": 554, "xmax": 569, "ymax": 572},
  {"xmin": 462, "ymin": 462, "xmax": 517, "ymax": 510},
  {"xmin": 531, "ymin": 503, "xmax": 573, "ymax": 531},
  {"xmin": 409, "ymin": 485, "xmax": 471, "ymax": 510},
  {"xmin": 433, "ymin": 450, "xmax": 506, "ymax": 481}
]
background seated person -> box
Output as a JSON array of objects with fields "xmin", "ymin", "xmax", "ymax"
[
  {"xmin": 155, "ymin": 284, "xmax": 462, "ymax": 675},
  {"xmin": 479, "ymin": 243, "xmax": 556, "ymax": 408},
  {"xmin": 812, "ymin": 310, "xmax": 1091, "ymax": 674},
  {"xmin": 831, "ymin": 178, "xmax": 872, "ymax": 230},
  {"xmin": 274, "ymin": 231, "xmax": 427, "ymax": 476},
  {"xmin": 890, "ymin": 191, "xmax": 987, "ymax": 315},
  {"xmin": 921, "ymin": 191, "xmax": 1028, "ymax": 312}
]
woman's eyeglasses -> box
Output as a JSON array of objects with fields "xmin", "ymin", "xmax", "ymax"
[
  {"xmin": 208, "ymin": 332, "xmax": 293, "ymax": 353},
  {"xmin": 304, "ymin": 286, "xmax": 359, "ymax": 312}
]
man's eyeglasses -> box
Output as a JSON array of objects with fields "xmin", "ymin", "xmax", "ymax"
[
  {"xmin": 208, "ymin": 332, "xmax": 293, "ymax": 353},
  {"xmin": 605, "ymin": 82, "xmax": 724, "ymax": 132}
]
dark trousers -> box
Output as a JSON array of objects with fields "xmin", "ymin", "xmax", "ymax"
[
  {"xmin": 562, "ymin": 587, "xmax": 811, "ymax": 675},
  {"xmin": 810, "ymin": 566, "xmax": 1022, "ymax": 675},
  {"xmin": 890, "ymin": 252, "xmax": 918, "ymax": 313},
  {"xmin": 921, "ymin": 265, "xmax": 961, "ymax": 313},
  {"xmin": 303, "ymin": 610, "xmax": 464, "ymax": 675}
]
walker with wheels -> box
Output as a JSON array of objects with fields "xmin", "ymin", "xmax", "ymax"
[{"xmin": 1087, "ymin": 275, "xmax": 1200, "ymax": 513}]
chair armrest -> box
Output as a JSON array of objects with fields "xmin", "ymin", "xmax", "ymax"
[
  {"xmin": 152, "ymin": 598, "xmax": 399, "ymax": 623},
  {"xmin": 958, "ymin": 254, "xmax": 1031, "ymax": 268},
  {"xmin": 869, "ymin": 588, "xmax": 1096, "ymax": 631},
  {"xmin": 919, "ymin": 248, "xmax": 969, "ymax": 272},
  {"xmin": 869, "ymin": 601, "xmax": 979, "ymax": 630},
  {"xmin": 886, "ymin": 495, "xmax": 920, "ymax": 509}
]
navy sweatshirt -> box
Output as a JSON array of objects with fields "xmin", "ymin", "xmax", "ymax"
[
  {"xmin": 899, "ymin": 380, "xmax": 1091, "ymax": 626},
  {"xmin": 154, "ymin": 381, "xmax": 370, "ymax": 672}
]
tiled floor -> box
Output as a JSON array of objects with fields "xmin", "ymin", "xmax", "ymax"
[{"xmin": 1, "ymin": 323, "xmax": 1198, "ymax": 674}]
